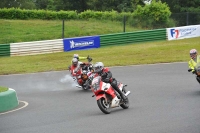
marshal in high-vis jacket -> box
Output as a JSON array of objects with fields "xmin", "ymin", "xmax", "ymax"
[{"xmin": 188, "ymin": 55, "xmax": 200, "ymax": 72}]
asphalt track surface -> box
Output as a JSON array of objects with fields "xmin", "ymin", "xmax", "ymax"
[{"xmin": 0, "ymin": 62, "xmax": 200, "ymax": 133}]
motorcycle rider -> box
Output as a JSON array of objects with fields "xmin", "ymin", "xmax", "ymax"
[
  {"xmin": 93, "ymin": 62, "xmax": 127, "ymax": 102},
  {"xmin": 188, "ymin": 49, "xmax": 200, "ymax": 83},
  {"xmin": 70, "ymin": 58, "xmax": 83, "ymax": 86},
  {"xmin": 73, "ymin": 54, "xmax": 92, "ymax": 62},
  {"xmin": 69, "ymin": 54, "xmax": 92, "ymax": 70},
  {"xmin": 70, "ymin": 57, "xmax": 93, "ymax": 88}
]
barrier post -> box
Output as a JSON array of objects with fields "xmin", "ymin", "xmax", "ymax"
[
  {"xmin": 123, "ymin": 15, "xmax": 126, "ymax": 32},
  {"xmin": 62, "ymin": 20, "xmax": 65, "ymax": 38}
]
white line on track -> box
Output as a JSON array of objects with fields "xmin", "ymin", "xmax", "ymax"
[{"xmin": 0, "ymin": 101, "xmax": 29, "ymax": 115}]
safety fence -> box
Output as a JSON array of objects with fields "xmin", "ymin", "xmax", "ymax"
[
  {"xmin": 100, "ymin": 28, "xmax": 166, "ymax": 47},
  {"xmin": 9, "ymin": 39, "xmax": 63, "ymax": 56},
  {"xmin": 0, "ymin": 44, "xmax": 10, "ymax": 57},
  {"xmin": 0, "ymin": 28, "xmax": 167, "ymax": 57}
]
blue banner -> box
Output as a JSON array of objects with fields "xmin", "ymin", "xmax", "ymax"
[{"xmin": 63, "ymin": 36, "xmax": 100, "ymax": 51}]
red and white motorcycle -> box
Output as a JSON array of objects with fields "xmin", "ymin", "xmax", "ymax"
[
  {"xmin": 91, "ymin": 75, "xmax": 131, "ymax": 114},
  {"xmin": 68, "ymin": 57, "xmax": 93, "ymax": 90}
]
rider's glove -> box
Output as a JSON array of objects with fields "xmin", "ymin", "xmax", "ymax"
[
  {"xmin": 87, "ymin": 55, "xmax": 92, "ymax": 62},
  {"xmin": 192, "ymin": 70, "xmax": 196, "ymax": 74},
  {"xmin": 88, "ymin": 58, "xmax": 92, "ymax": 62}
]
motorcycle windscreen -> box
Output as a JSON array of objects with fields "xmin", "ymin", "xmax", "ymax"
[{"xmin": 91, "ymin": 76, "xmax": 101, "ymax": 91}]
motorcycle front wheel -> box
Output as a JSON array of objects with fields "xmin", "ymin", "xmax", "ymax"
[{"xmin": 97, "ymin": 98, "xmax": 111, "ymax": 114}]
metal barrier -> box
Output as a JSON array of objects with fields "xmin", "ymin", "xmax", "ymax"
[
  {"xmin": 10, "ymin": 39, "xmax": 63, "ymax": 56},
  {"xmin": 0, "ymin": 44, "xmax": 10, "ymax": 57},
  {"xmin": 100, "ymin": 28, "xmax": 167, "ymax": 46},
  {"xmin": 0, "ymin": 29, "xmax": 167, "ymax": 57}
]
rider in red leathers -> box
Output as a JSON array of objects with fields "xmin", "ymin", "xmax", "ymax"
[
  {"xmin": 68, "ymin": 54, "xmax": 92, "ymax": 70},
  {"xmin": 70, "ymin": 58, "xmax": 83, "ymax": 86},
  {"xmin": 70, "ymin": 58, "xmax": 93, "ymax": 87},
  {"xmin": 93, "ymin": 62, "xmax": 127, "ymax": 102}
]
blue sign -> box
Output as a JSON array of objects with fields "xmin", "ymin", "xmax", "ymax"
[{"xmin": 63, "ymin": 36, "xmax": 100, "ymax": 51}]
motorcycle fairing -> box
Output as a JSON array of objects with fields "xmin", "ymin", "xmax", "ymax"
[
  {"xmin": 111, "ymin": 96, "xmax": 120, "ymax": 108},
  {"xmin": 96, "ymin": 93, "xmax": 106, "ymax": 100},
  {"xmin": 102, "ymin": 83, "xmax": 116, "ymax": 98}
]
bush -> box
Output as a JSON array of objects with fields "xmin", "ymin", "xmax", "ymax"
[
  {"xmin": 131, "ymin": 0, "xmax": 173, "ymax": 28},
  {"xmin": 0, "ymin": 7, "xmax": 175, "ymax": 28}
]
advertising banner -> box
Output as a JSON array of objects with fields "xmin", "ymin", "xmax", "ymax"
[
  {"xmin": 167, "ymin": 25, "xmax": 200, "ymax": 40},
  {"xmin": 63, "ymin": 36, "xmax": 100, "ymax": 51}
]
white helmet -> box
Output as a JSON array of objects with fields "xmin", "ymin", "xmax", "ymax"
[
  {"xmin": 73, "ymin": 54, "xmax": 79, "ymax": 60},
  {"xmin": 72, "ymin": 58, "xmax": 78, "ymax": 66},
  {"xmin": 190, "ymin": 49, "xmax": 197, "ymax": 59},
  {"xmin": 190, "ymin": 49, "xmax": 197, "ymax": 54},
  {"xmin": 93, "ymin": 62, "xmax": 104, "ymax": 73}
]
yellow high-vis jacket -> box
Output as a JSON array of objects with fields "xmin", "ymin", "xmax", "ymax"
[
  {"xmin": 188, "ymin": 55, "xmax": 200, "ymax": 72},
  {"xmin": 71, "ymin": 56, "xmax": 87, "ymax": 64}
]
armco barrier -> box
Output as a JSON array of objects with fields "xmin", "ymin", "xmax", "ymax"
[
  {"xmin": 100, "ymin": 28, "xmax": 167, "ymax": 46},
  {"xmin": 10, "ymin": 39, "xmax": 63, "ymax": 56},
  {"xmin": 0, "ymin": 44, "xmax": 10, "ymax": 57},
  {"xmin": 0, "ymin": 29, "xmax": 166, "ymax": 57}
]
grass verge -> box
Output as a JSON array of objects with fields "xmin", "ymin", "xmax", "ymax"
[
  {"xmin": 0, "ymin": 37, "xmax": 200, "ymax": 75},
  {"xmin": 0, "ymin": 86, "xmax": 8, "ymax": 93},
  {"xmin": 0, "ymin": 19, "xmax": 140, "ymax": 44}
]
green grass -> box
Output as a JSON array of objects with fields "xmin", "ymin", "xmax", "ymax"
[
  {"xmin": 0, "ymin": 37, "xmax": 200, "ymax": 75},
  {"xmin": 0, "ymin": 19, "xmax": 200, "ymax": 75},
  {"xmin": 0, "ymin": 86, "xmax": 8, "ymax": 93},
  {"xmin": 0, "ymin": 19, "xmax": 140, "ymax": 44}
]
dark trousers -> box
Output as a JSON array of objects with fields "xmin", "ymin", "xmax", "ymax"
[{"xmin": 110, "ymin": 79, "xmax": 125, "ymax": 98}]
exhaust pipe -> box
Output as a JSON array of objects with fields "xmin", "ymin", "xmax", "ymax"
[
  {"xmin": 76, "ymin": 85, "xmax": 82, "ymax": 88},
  {"xmin": 125, "ymin": 91, "xmax": 131, "ymax": 96}
]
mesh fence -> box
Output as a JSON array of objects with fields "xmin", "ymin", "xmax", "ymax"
[{"xmin": 171, "ymin": 12, "xmax": 200, "ymax": 27}]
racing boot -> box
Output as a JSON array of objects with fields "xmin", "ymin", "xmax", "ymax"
[{"xmin": 111, "ymin": 80, "xmax": 127, "ymax": 102}]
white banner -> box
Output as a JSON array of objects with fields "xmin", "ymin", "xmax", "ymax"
[{"xmin": 167, "ymin": 25, "xmax": 200, "ymax": 40}]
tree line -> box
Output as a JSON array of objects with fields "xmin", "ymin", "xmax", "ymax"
[{"xmin": 0, "ymin": 0, "xmax": 200, "ymax": 13}]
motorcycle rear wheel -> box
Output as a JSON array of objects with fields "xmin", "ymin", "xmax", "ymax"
[
  {"xmin": 97, "ymin": 98, "xmax": 111, "ymax": 114},
  {"xmin": 120, "ymin": 87, "xmax": 129, "ymax": 109}
]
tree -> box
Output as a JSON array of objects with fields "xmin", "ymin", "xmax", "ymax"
[
  {"xmin": 87, "ymin": 0, "xmax": 144, "ymax": 12},
  {"xmin": 133, "ymin": 0, "xmax": 172, "ymax": 28},
  {"xmin": 161, "ymin": 0, "xmax": 200, "ymax": 12},
  {"xmin": 35, "ymin": 0, "xmax": 48, "ymax": 9},
  {"xmin": 0, "ymin": 0, "xmax": 36, "ymax": 9}
]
